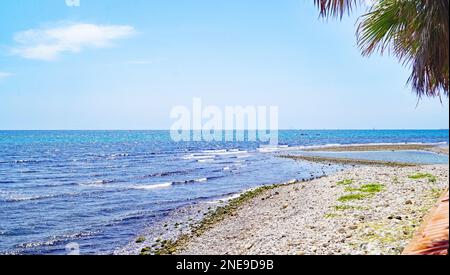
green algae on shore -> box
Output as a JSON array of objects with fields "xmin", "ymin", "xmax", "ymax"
[
  {"xmin": 345, "ymin": 183, "xmax": 384, "ymax": 194},
  {"xmin": 408, "ymin": 173, "xmax": 437, "ymax": 183},
  {"xmin": 141, "ymin": 182, "xmax": 299, "ymax": 255},
  {"xmin": 281, "ymin": 155, "xmax": 418, "ymax": 167},
  {"xmin": 338, "ymin": 193, "xmax": 373, "ymax": 202},
  {"xmin": 337, "ymin": 179, "xmax": 354, "ymax": 186}
]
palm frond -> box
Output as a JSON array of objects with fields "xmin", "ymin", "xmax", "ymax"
[
  {"xmin": 314, "ymin": 0, "xmax": 361, "ymax": 18},
  {"xmin": 357, "ymin": 0, "xmax": 449, "ymax": 97},
  {"xmin": 410, "ymin": 0, "xmax": 449, "ymax": 97}
]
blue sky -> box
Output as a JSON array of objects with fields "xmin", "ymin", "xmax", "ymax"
[{"xmin": 0, "ymin": 0, "xmax": 448, "ymax": 130}]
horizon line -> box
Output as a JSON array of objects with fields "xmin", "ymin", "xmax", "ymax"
[{"xmin": 0, "ymin": 129, "xmax": 448, "ymax": 131}]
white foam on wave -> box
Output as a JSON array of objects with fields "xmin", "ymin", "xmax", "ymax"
[
  {"xmin": 171, "ymin": 177, "xmax": 209, "ymax": 185},
  {"xmin": 201, "ymin": 149, "xmax": 227, "ymax": 154},
  {"xmin": 282, "ymin": 179, "xmax": 297, "ymax": 185},
  {"xmin": 257, "ymin": 146, "xmax": 291, "ymax": 153},
  {"xmin": 3, "ymin": 194, "xmax": 44, "ymax": 202},
  {"xmin": 130, "ymin": 177, "xmax": 209, "ymax": 191},
  {"xmin": 205, "ymin": 193, "xmax": 243, "ymax": 204},
  {"xmin": 183, "ymin": 154, "xmax": 215, "ymax": 160},
  {"xmin": 220, "ymin": 193, "xmax": 242, "ymax": 201},
  {"xmin": 132, "ymin": 182, "xmax": 173, "ymax": 190},
  {"xmin": 197, "ymin": 159, "xmax": 215, "ymax": 163},
  {"xmin": 1, "ymin": 192, "xmax": 74, "ymax": 203},
  {"xmin": 205, "ymin": 179, "xmax": 297, "ymax": 205},
  {"xmin": 79, "ymin": 179, "xmax": 115, "ymax": 187},
  {"xmin": 17, "ymin": 231, "xmax": 96, "ymax": 249},
  {"xmin": 198, "ymin": 149, "xmax": 248, "ymax": 155},
  {"xmin": 214, "ymin": 150, "xmax": 248, "ymax": 156}
]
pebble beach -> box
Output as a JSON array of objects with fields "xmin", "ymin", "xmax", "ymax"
[
  {"xmin": 177, "ymin": 164, "xmax": 448, "ymax": 255},
  {"xmin": 115, "ymin": 144, "xmax": 449, "ymax": 255}
]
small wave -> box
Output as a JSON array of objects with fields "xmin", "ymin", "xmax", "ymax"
[
  {"xmin": 139, "ymin": 167, "xmax": 210, "ymax": 179},
  {"xmin": 214, "ymin": 150, "xmax": 248, "ymax": 156},
  {"xmin": 206, "ymin": 179, "xmax": 297, "ymax": 204},
  {"xmin": 110, "ymin": 153, "xmax": 130, "ymax": 157},
  {"xmin": 281, "ymin": 179, "xmax": 297, "ymax": 185},
  {"xmin": 141, "ymin": 169, "xmax": 193, "ymax": 178},
  {"xmin": 79, "ymin": 179, "xmax": 116, "ymax": 186},
  {"xmin": 13, "ymin": 160, "xmax": 41, "ymax": 164},
  {"xmin": 16, "ymin": 182, "xmax": 78, "ymax": 189},
  {"xmin": 227, "ymin": 149, "xmax": 243, "ymax": 152},
  {"xmin": 2, "ymin": 193, "xmax": 64, "ymax": 203},
  {"xmin": 183, "ymin": 154, "xmax": 215, "ymax": 160},
  {"xmin": 206, "ymin": 193, "xmax": 243, "ymax": 204},
  {"xmin": 221, "ymin": 193, "xmax": 242, "ymax": 201},
  {"xmin": 173, "ymin": 177, "xmax": 208, "ymax": 185},
  {"xmin": 197, "ymin": 159, "xmax": 215, "ymax": 163},
  {"xmin": 94, "ymin": 179, "xmax": 115, "ymax": 184},
  {"xmin": 257, "ymin": 146, "xmax": 290, "ymax": 153},
  {"xmin": 1, "ymin": 190, "xmax": 103, "ymax": 203},
  {"xmin": 132, "ymin": 177, "xmax": 212, "ymax": 190},
  {"xmin": 17, "ymin": 231, "xmax": 96, "ymax": 249},
  {"xmin": 214, "ymin": 160, "xmax": 236, "ymax": 165},
  {"xmin": 20, "ymin": 170, "xmax": 39, "ymax": 174},
  {"xmin": 210, "ymin": 159, "xmax": 245, "ymax": 165},
  {"xmin": 184, "ymin": 149, "xmax": 249, "ymax": 160},
  {"xmin": 201, "ymin": 149, "xmax": 227, "ymax": 154},
  {"xmin": 201, "ymin": 149, "xmax": 245, "ymax": 154},
  {"xmin": 236, "ymin": 155, "xmax": 251, "ymax": 159},
  {"xmin": 132, "ymin": 182, "xmax": 173, "ymax": 190}
]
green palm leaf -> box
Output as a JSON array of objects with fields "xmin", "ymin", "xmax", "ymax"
[{"xmin": 314, "ymin": 0, "xmax": 449, "ymax": 97}]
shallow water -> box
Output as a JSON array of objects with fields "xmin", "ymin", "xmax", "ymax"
[{"xmin": 0, "ymin": 130, "xmax": 448, "ymax": 254}]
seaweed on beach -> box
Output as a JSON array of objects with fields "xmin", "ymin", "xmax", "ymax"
[{"xmin": 408, "ymin": 173, "xmax": 437, "ymax": 183}]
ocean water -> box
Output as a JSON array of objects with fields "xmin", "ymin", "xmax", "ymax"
[{"xmin": 0, "ymin": 130, "xmax": 448, "ymax": 254}]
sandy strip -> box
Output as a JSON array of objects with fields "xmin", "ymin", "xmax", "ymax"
[
  {"xmin": 304, "ymin": 144, "xmax": 448, "ymax": 153},
  {"xmin": 174, "ymin": 164, "xmax": 448, "ymax": 255},
  {"xmin": 280, "ymin": 155, "xmax": 417, "ymax": 167}
]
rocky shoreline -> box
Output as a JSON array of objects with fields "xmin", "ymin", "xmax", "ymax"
[
  {"xmin": 174, "ymin": 164, "xmax": 448, "ymax": 255},
  {"xmin": 123, "ymin": 145, "xmax": 449, "ymax": 255}
]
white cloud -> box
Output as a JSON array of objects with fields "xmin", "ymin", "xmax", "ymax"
[
  {"xmin": 0, "ymin": 71, "xmax": 12, "ymax": 80},
  {"xmin": 11, "ymin": 23, "xmax": 136, "ymax": 61}
]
